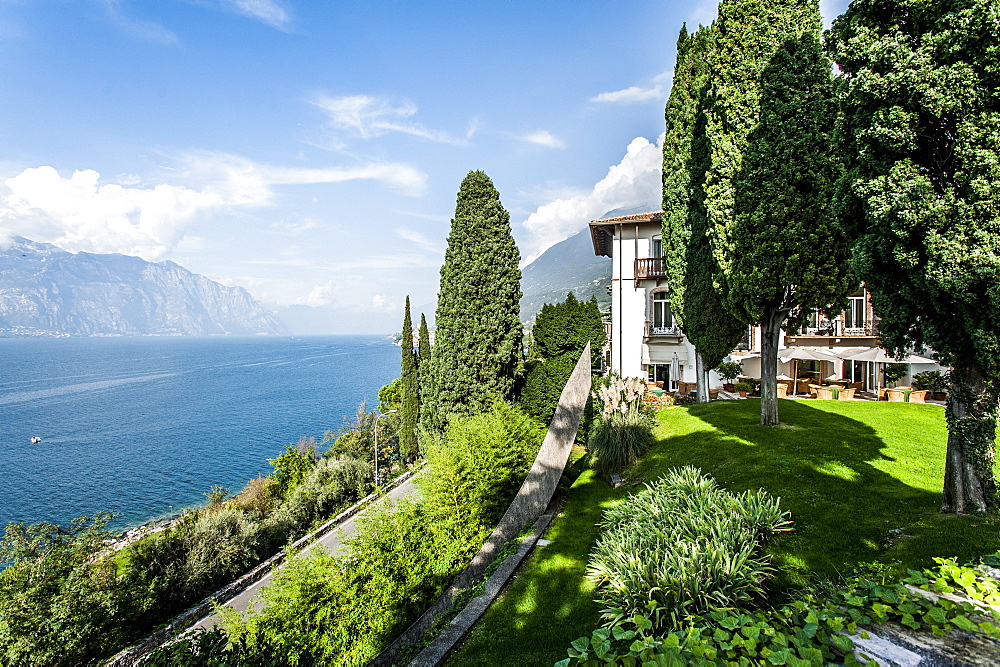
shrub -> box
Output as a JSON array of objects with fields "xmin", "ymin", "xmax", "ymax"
[
  {"xmin": 230, "ymin": 476, "xmax": 280, "ymax": 518},
  {"xmin": 277, "ymin": 456, "xmax": 371, "ymax": 532},
  {"xmin": 883, "ymin": 363, "xmax": 909, "ymax": 386},
  {"xmin": 421, "ymin": 399, "xmax": 545, "ymax": 533},
  {"xmin": 585, "ymin": 409, "xmax": 655, "ymax": 475},
  {"xmin": 734, "ymin": 381, "xmax": 753, "ymax": 392},
  {"xmin": 267, "ymin": 438, "xmax": 318, "ymax": 496},
  {"xmin": 912, "ymin": 370, "xmax": 948, "ymax": 393},
  {"xmin": 586, "ymin": 467, "xmax": 791, "ymax": 630}
]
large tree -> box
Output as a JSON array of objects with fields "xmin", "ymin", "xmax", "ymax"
[
  {"xmin": 829, "ymin": 0, "xmax": 1000, "ymax": 512},
  {"xmin": 727, "ymin": 27, "xmax": 852, "ymax": 426},
  {"xmin": 420, "ymin": 171, "xmax": 522, "ymax": 432},
  {"xmin": 662, "ymin": 23, "xmax": 748, "ymax": 404},
  {"xmin": 398, "ymin": 296, "xmax": 419, "ymax": 459},
  {"xmin": 520, "ymin": 293, "xmax": 605, "ymax": 423}
]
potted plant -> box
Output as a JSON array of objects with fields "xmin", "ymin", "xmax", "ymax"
[
  {"xmin": 734, "ymin": 381, "xmax": 752, "ymax": 398},
  {"xmin": 746, "ymin": 377, "xmax": 762, "ymax": 396},
  {"xmin": 912, "ymin": 370, "xmax": 949, "ymax": 400},
  {"xmin": 715, "ymin": 361, "xmax": 743, "ymax": 392},
  {"xmin": 883, "ymin": 363, "xmax": 908, "ymax": 388}
]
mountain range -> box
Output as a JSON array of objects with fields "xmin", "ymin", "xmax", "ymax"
[{"xmin": 0, "ymin": 237, "xmax": 287, "ymax": 336}]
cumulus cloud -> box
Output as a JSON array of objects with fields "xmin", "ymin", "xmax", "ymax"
[
  {"xmin": 520, "ymin": 131, "xmax": 565, "ymax": 149},
  {"xmin": 217, "ymin": 0, "xmax": 291, "ymax": 30},
  {"xmin": 0, "ymin": 153, "xmax": 426, "ymax": 260},
  {"xmin": 590, "ymin": 71, "xmax": 672, "ymax": 104},
  {"xmin": 304, "ymin": 280, "xmax": 339, "ymax": 307},
  {"xmin": 312, "ymin": 94, "xmax": 465, "ymax": 145},
  {"xmin": 519, "ymin": 135, "xmax": 663, "ymax": 264}
]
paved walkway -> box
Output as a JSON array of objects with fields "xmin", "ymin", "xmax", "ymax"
[{"xmin": 188, "ymin": 476, "xmax": 420, "ymax": 632}]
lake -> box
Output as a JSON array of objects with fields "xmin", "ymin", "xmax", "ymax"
[{"xmin": 0, "ymin": 335, "xmax": 398, "ymax": 531}]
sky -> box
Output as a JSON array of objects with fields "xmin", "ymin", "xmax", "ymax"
[{"xmin": 0, "ymin": 0, "xmax": 850, "ymax": 333}]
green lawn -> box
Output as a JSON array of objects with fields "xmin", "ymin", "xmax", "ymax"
[{"xmin": 449, "ymin": 399, "xmax": 1000, "ymax": 666}]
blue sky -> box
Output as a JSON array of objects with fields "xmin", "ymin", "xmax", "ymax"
[{"xmin": 0, "ymin": 0, "xmax": 849, "ymax": 333}]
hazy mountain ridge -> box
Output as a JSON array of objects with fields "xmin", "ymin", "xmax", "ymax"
[{"xmin": 0, "ymin": 237, "xmax": 287, "ymax": 336}]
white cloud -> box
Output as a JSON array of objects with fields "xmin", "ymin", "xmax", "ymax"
[
  {"xmin": 519, "ymin": 135, "xmax": 663, "ymax": 264},
  {"xmin": 0, "ymin": 153, "xmax": 426, "ymax": 260},
  {"xmin": 217, "ymin": 0, "xmax": 291, "ymax": 30},
  {"xmin": 590, "ymin": 71, "xmax": 671, "ymax": 105},
  {"xmin": 304, "ymin": 280, "xmax": 339, "ymax": 307},
  {"xmin": 520, "ymin": 131, "xmax": 565, "ymax": 149},
  {"xmin": 394, "ymin": 227, "xmax": 445, "ymax": 254},
  {"xmin": 312, "ymin": 94, "xmax": 466, "ymax": 145},
  {"xmin": 98, "ymin": 0, "xmax": 179, "ymax": 45}
]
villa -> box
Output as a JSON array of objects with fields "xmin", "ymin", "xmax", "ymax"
[{"xmin": 588, "ymin": 210, "xmax": 942, "ymax": 391}]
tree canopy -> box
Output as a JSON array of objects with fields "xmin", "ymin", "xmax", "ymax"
[
  {"xmin": 398, "ymin": 296, "xmax": 419, "ymax": 460},
  {"xmin": 829, "ymin": 0, "xmax": 1000, "ymax": 511},
  {"xmin": 521, "ymin": 293, "xmax": 605, "ymax": 423}
]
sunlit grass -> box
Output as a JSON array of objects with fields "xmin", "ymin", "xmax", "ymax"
[{"xmin": 448, "ymin": 399, "xmax": 1000, "ymax": 666}]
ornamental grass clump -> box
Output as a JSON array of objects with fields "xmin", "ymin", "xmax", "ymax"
[
  {"xmin": 587, "ymin": 466, "xmax": 792, "ymax": 630},
  {"xmin": 586, "ymin": 375, "xmax": 655, "ymax": 475}
]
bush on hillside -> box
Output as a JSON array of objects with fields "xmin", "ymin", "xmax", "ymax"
[
  {"xmin": 421, "ymin": 398, "xmax": 545, "ymax": 532},
  {"xmin": 587, "ymin": 467, "xmax": 791, "ymax": 630}
]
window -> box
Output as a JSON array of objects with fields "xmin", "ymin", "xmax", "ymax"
[
  {"xmin": 648, "ymin": 363, "xmax": 670, "ymax": 384},
  {"xmin": 845, "ymin": 294, "xmax": 867, "ymax": 331},
  {"xmin": 650, "ymin": 237, "xmax": 663, "ymax": 258},
  {"xmin": 651, "ymin": 292, "xmax": 673, "ymax": 332}
]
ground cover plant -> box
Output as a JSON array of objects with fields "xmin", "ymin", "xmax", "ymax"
[{"xmin": 449, "ymin": 399, "xmax": 1000, "ymax": 666}]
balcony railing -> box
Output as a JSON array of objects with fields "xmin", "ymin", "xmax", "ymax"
[
  {"xmin": 635, "ymin": 257, "xmax": 666, "ymax": 279},
  {"xmin": 800, "ymin": 320, "xmax": 879, "ymax": 337},
  {"xmin": 645, "ymin": 321, "xmax": 682, "ymax": 338}
]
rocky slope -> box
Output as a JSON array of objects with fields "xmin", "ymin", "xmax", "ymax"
[{"xmin": 0, "ymin": 237, "xmax": 287, "ymax": 336}]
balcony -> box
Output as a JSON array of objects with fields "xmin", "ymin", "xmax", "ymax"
[
  {"xmin": 635, "ymin": 257, "xmax": 666, "ymax": 279},
  {"xmin": 645, "ymin": 321, "xmax": 683, "ymax": 338},
  {"xmin": 786, "ymin": 319, "xmax": 880, "ymax": 348}
]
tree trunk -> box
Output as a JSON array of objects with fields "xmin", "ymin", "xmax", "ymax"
[
  {"xmin": 941, "ymin": 363, "xmax": 1000, "ymax": 513},
  {"xmin": 759, "ymin": 308, "xmax": 787, "ymax": 426},
  {"xmin": 695, "ymin": 352, "xmax": 709, "ymax": 404}
]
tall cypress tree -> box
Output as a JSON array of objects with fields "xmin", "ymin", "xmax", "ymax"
[
  {"xmin": 398, "ymin": 296, "xmax": 419, "ymax": 459},
  {"xmin": 829, "ymin": 0, "xmax": 1000, "ymax": 511},
  {"xmin": 662, "ymin": 22, "xmax": 747, "ymax": 403},
  {"xmin": 727, "ymin": 25, "xmax": 852, "ymax": 426},
  {"xmin": 421, "ymin": 171, "xmax": 522, "ymax": 432},
  {"xmin": 418, "ymin": 313, "xmax": 431, "ymax": 372}
]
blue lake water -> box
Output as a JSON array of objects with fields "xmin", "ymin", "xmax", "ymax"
[{"xmin": 0, "ymin": 335, "xmax": 398, "ymax": 531}]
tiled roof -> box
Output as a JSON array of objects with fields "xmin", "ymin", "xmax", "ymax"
[{"xmin": 590, "ymin": 210, "xmax": 663, "ymax": 224}]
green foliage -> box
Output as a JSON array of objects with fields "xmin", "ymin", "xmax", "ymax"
[
  {"xmin": 267, "ymin": 437, "xmax": 318, "ymax": 497},
  {"xmin": 564, "ymin": 552, "xmax": 1000, "ymax": 666},
  {"xmin": 0, "ymin": 513, "xmax": 144, "ymax": 665},
  {"xmin": 587, "ymin": 467, "xmax": 791, "ymax": 630},
  {"xmin": 421, "ymin": 171, "xmax": 522, "ymax": 432},
  {"xmin": 883, "ymin": 363, "xmax": 909, "ymax": 386},
  {"xmin": 142, "ymin": 626, "xmax": 287, "ymax": 665},
  {"xmin": 323, "ymin": 401, "xmax": 394, "ymax": 476},
  {"xmin": 399, "ymin": 295, "xmax": 420, "ymax": 460},
  {"xmin": 714, "ymin": 361, "xmax": 743, "ymax": 382},
  {"xmin": 586, "ymin": 409, "xmax": 655, "ymax": 476},
  {"xmin": 421, "ymin": 399, "xmax": 545, "ymax": 533},
  {"xmin": 520, "ymin": 292, "xmax": 603, "ymax": 423},
  {"xmin": 829, "ymin": 0, "xmax": 1000, "ymax": 510},
  {"xmin": 734, "ymin": 381, "xmax": 753, "ymax": 393},
  {"xmin": 913, "ymin": 371, "xmax": 949, "ymax": 393},
  {"xmin": 662, "ymin": 22, "xmax": 748, "ymax": 368},
  {"xmin": 205, "ymin": 484, "xmax": 230, "ymax": 507},
  {"xmin": 377, "ymin": 377, "xmax": 401, "ymax": 413}
]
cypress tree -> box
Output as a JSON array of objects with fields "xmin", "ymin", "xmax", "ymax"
[
  {"xmin": 726, "ymin": 22, "xmax": 852, "ymax": 426},
  {"xmin": 418, "ymin": 313, "xmax": 431, "ymax": 372},
  {"xmin": 829, "ymin": 0, "xmax": 1000, "ymax": 511},
  {"xmin": 662, "ymin": 22, "xmax": 748, "ymax": 403},
  {"xmin": 398, "ymin": 296, "xmax": 419, "ymax": 459},
  {"xmin": 521, "ymin": 293, "xmax": 605, "ymax": 423},
  {"xmin": 421, "ymin": 171, "xmax": 522, "ymax": 432}
]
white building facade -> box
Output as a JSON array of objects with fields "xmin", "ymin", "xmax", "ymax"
[{"xmin": 589, "ymin": 210, "xmax": 942, "ymax": 391}]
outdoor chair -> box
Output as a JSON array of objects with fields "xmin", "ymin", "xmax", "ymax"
[
  {"xmin": 908, "ymin": 390, "xmax": 928, "ymax": 403},
  {"xmin": 849, "ymin": 382, "xmax": 863, "ymax": 391},
  {"xmin": 838, "ymin": 387, "xmax": 856, "ymax": 401},
  {"xmin": 886, "ymin": 389, "xmax": 906, "ymax": 402},
  {"xmin": 795, "ymin": 379, "xmax": 811, "ymax": 395}
]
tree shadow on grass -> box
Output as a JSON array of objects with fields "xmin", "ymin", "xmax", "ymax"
[
  {"xmin": 447, "ymin": 400, "xmax": 1000, "ymax": 666},
  {"xmin": 642, "ymin": 399, "xmax": 997, "ymax": 583}
]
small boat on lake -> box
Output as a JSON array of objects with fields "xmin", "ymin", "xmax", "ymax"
[{"xmin": 29, "ymin": 436, "xmax": 41, "ymax": 444}]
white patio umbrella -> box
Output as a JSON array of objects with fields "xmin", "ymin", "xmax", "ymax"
[
  {"xmin": 670, "ymin": 353, "xmax": 680, "ymax": 391},
  {"xmin": 842, "ymin": 348, "xmax": 937, "ymax": 391},
  {"xmin": 777, "ymin": 348, "xmax": 840, "ymax": 394}
]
